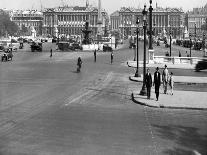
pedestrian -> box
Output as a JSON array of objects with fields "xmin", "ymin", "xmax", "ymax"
[
  {"xmin": 186, "ymin": 51, "xmax": 189, "ymax": 57},
  {"xmin": 111, "ymin": 52, "xmax": 114, "ymax": 64},
  {"xmin": 169, "ymin": 72, "xmax": 174, "ymax": 95},
  {"xmin": 179, "ymin": 51, "xmax": 181, "ymax": 57},
  {"xmin": 50, "ymin": 49, "xmax": 52, "ymax": 58},
  {"xmin": 153, "ymin": 67, "xmax": 161, "ymax": 101},
  {"xmin": 94, "ymin": 49, "xmax": 96, "ymax": 62},
  {"xmin": 166, "ymin": 51, "xmax": 169, "ymax": 56},
  {"xmin": 145, "ymin": 68, "xmax": 152, "ymax": 99},
  {"xmin": 162, "ymin": 64, "xmax": 169, "ymax": 94}
]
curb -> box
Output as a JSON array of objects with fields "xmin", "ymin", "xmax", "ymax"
[
  {"xmin": 131, "ymin": 93, "xmax": 207, "ymax": 110},
  {"xmin": 127, "ymin": 61, "xmax": 195, "ymax": 70},
  {"xmin": 129, "ymin": 76, "xmax": 207, "ymax": 85}
]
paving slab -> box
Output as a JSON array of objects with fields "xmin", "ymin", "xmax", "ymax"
[
  {"xmin": 132, "ymin": 90, "xmax": 207, "ymax": 110},
  {"xmin": 129, "ymin": 75, "xmax": 207, "ymax": 84},
  {"xmin": 127, "ymin": 60, "xmax": 196, "ymax": 69}
]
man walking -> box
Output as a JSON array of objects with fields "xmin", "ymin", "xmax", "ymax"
[
  {"xmin": 50, "ymin": 49, "xmax": 52, "ymax": 58},
  {"xmin": 162, "ymin": 64, "xmax": 169, "ymax": 94},
  {"xmin": 94, "ymin": 49, "xmax": 96, "ymax": 62},
  {"xmin": 145, "ymin": 68, "xmax": 152, "ymax": 99},
  {"xmin": 111, "ymin": 52, "xmax": 114, "ymax": 64},
  {"xmin": 153, "ymin": 67, "xmax": 161, "ymax": 101}
]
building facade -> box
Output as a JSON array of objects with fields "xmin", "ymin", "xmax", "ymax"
[
  {"xmin": 110, "ymin": 6, "xmax": 185, "ymax": 39},
  {"xmin": 11, "ymin": 10, "xmax": 43, "ymax": 35},
  {"xmin": 43, "ymin": 4, "xmax": 108, "ymax": 38},
  {"xmin": 187, "ymin": 3, "xmax": 207, "ymax": 38},
  {"xmin": 110, "ymin": 11, "xmax": 120, "ymax": 31}
]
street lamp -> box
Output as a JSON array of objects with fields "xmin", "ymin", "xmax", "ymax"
[
  {"xmin": 189, "ymin": 33, "xmax": 192, "ymax": 57},
  {"xmin": 194, "ymin": 23, "xmax": 197, "ymax": 40},
  {"xmin": 203, "ymin": 33, "xmax": 205, "ymax": 56},
  {"xmin": 169, "ymin": 30, "xmax": 172, "ymax": 57},
  {"xmin": 110, "ymin": 36, "xmax": 113, "ymax": 48},
  {"xmin": 135, "ymin": 17, "xmax": 141, "ymax": 77},
  {"xmin": 140, "ymin": 4, "xmax": 148, "ymax": 96},
  {"xmin": 148, "ymin": 0, "xmax": 153, "ymax": 50}
]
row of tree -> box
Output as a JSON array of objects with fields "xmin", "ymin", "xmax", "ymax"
[{"xmin": 0, "ymin": 9, "xmax": 19, "ymax": 37}]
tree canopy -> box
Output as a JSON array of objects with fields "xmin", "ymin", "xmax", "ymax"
[{"xmin": 0, "ymin": 9, "xmax": 19, "ymax": 37}]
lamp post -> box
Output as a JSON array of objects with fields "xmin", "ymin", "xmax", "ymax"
[
  {"xmin": 189, "ymin": 34, "xmax": 192, "ymax": 57},
  {"xmin": 140, "ymin": 5, "xmax": 148, "ymax": 96},
  {"xmin": 203, "ymin": 33, "xmax": 205, "ymax": 57},
  {"xmin": 194, "ymin": 23, "xmax": 196, "ymax": 40},
  {"xmin": 148, "ymin": 0, "xmax": 153, "ymax": 50},
  {"xmin": 110, "ymin": 36, "xmax": 113, "ymax": 48},
  {"xmin": 135, "ymin": 17, "xmax": 140, "ymax": 77},
  {"xmin": 169, "ymin": 30, "xmax": 172, "ymax": 57}
]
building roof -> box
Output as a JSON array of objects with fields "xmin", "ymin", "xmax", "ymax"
[
  {"xmin": 44, "ymin": 5, "xmax": 106, "ymax": 13},
  {"xmin": 110, "ymin": 10, "xmax": 119, "ymax": 17},
  {"xmin": 118, "ymin": 6, "xmax": 183, "ymax": 13}
]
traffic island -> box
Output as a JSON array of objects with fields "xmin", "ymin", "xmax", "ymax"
[{"xmin": 132, "ymin": 90, "xmax": 207, "ymax": 110}]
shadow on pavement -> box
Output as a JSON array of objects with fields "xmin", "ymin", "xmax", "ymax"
[{"xmin": 152, "ymin": 124, "xmax": 207, "ymax": 155}]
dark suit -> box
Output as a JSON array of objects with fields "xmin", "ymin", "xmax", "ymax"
[
  {"xmin": 145, "ymin": 73, "xmax": 152, "ymax": 99},
  {"xmin": 154, "ymin": 71, "xmax": 161, "ymax": 100}
]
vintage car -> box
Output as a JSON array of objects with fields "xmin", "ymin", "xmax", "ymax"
[
  {"xmin": 103, "ymin": 44, "xmax": 113, "ymax": 52},
  {"xmin": 195, "ymin": 59, "xmax": 207, "ymax": 72},
  {"xmin": 31, "ymin": 42, "xmax": 42, "ymax": 52},
  {"xmin": 1, "ymin": 51, "xmax": 13, "ymax": 62},
  {"xmin": 0, "ymin": 45, "xmax": 5, "ymax": 52},
  {"xmin": 71, "ymin": 43, "xmax": 83, "ymax": 50}
]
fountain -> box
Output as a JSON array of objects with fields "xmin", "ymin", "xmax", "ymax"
[{"xmin": 82, "ymin": 21, "xmax": 92, "ymax": 44}]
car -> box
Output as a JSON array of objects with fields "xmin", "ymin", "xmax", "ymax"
[
  {"xmin": 195, "ymin": 59, "xmax": 207, "ymax": 72},
  {"xmin": 1, "ymin": 51, "xmax": 13, "ymax": 62},
  {"xmin": 31, "ymin": 42, "xmax": 42, "ymax": 52},
  {"xmin": 0, "ymin": 45, "xmax": 5, "ymax": 52},
  {"xmin": 8, "ymin": 44, "xmax": 18, "ymax": 52},
  {"xmin": 71, "ymin": 43, "xmax": 83, "ymax": 50},
  {"xmin": 103, "ymin": 44, "xmax": 113, "ymax": 52}
]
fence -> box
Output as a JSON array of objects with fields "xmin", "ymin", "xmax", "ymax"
[{"xmin": 153, "ymin": 56, "xmax": 206, "ymax": 65}]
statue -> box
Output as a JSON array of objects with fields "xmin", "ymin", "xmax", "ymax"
[{"xmin": 82, "ymin": 22, "xmax": 92, "ymax": 44}]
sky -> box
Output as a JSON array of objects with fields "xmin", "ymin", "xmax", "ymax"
[{"xmin": 0, "ymin": 0, "xmax": 207, "ymax": 14}]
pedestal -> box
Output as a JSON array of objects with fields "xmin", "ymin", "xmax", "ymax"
[{"xmin": 148, "ymin": 49, "xmax": 154, "ymax": 64}]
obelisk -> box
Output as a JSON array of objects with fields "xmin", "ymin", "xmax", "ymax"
[{"xmin": 97, "ymin": 0, "xmax": 102, "ymax": 39}]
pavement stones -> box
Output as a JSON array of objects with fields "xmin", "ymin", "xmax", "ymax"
[
  {"xmin": 128, "ymin": 61, "xmax": 207, "ymax": 110},
  {"xmin": 132, "ymin": 89, "xmax": 207, "ymax": 110}
]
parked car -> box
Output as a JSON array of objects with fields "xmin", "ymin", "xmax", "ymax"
[
  {"xmin": 103, "ymin": 44, "xmax": 113, "ymax": 52},
  {"xmin": 71, "ymin": 43, "xmax": 83, "ymax": 50},
  {"xmin": 1, "ymin": 51, "xmax": 13, "ymax": 62},
  {"xmin": 31, "ymin": 42, "xmax": 42, "ymax": 52},
  {"xmin": 8, "ymin": 44, "xmax": 18, "ymax": 52},
  {"xmin": 195, "ymin": 59, "xmax": 207, "ymax": 72},
  {"xmin": 0, "ymin": 45, "xmax": 5, "ymax": 52}
]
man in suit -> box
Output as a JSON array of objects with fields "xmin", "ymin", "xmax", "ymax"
[
  {"xmin": 145, "ymin": 68, "xmax": 152, "ymax": 99},
  {"xmin": 94, "ymin": 49, "xmax": 96, "ymax": 62},
  {"xmin": 153, "ymin": 67, "xmax": 161, "ymax": 101},
  {"xmin": 162, "ymin": 64, "xmax": 169, "ymax": 94}
]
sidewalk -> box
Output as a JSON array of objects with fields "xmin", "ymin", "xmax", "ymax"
[
  {"xmin": 129, "ymin": 75, "xmax": 207, "ymax": 84},
  {"xmin": 127, "ymin": 60, "xmax": 196, "ymax": 69},
  {"xmin": 128, "ymin": 61, "xmax": 207, "ymax": 110},
  {"xmin": 132, "ymin": 89, "xmax": 207, "ymax": 110}
]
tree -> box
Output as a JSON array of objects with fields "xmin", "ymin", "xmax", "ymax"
[
  {"xmin": 21, "ymin": 24, "xmax": 28, "ymax": 36},
  {"xmin": 0, "ymin": 9, "xmax": 19, "ymax": 37},
  {"xmin": 201, "ymin": 18, "xmax": 207, "ymax": 31}
]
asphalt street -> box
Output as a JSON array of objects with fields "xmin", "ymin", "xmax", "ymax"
[{"xmin": 0, "ymin": 42, "xmax": 206, "ymax": 155}]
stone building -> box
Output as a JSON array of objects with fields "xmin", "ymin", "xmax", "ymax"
[
  {"xmin": 110, "ymin": 5, "xmax": 185, "ymax": 39},
  {"xmin": 187, "ymin": 3, "xmax": 207, "ymax": 38},
  {"xmin": 42, "ymin": 3, "xmax": 108, "ymax": 38},
  {"xmin": 11, "ymin": 10, "xmax": 43, "ymax": 35}
]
